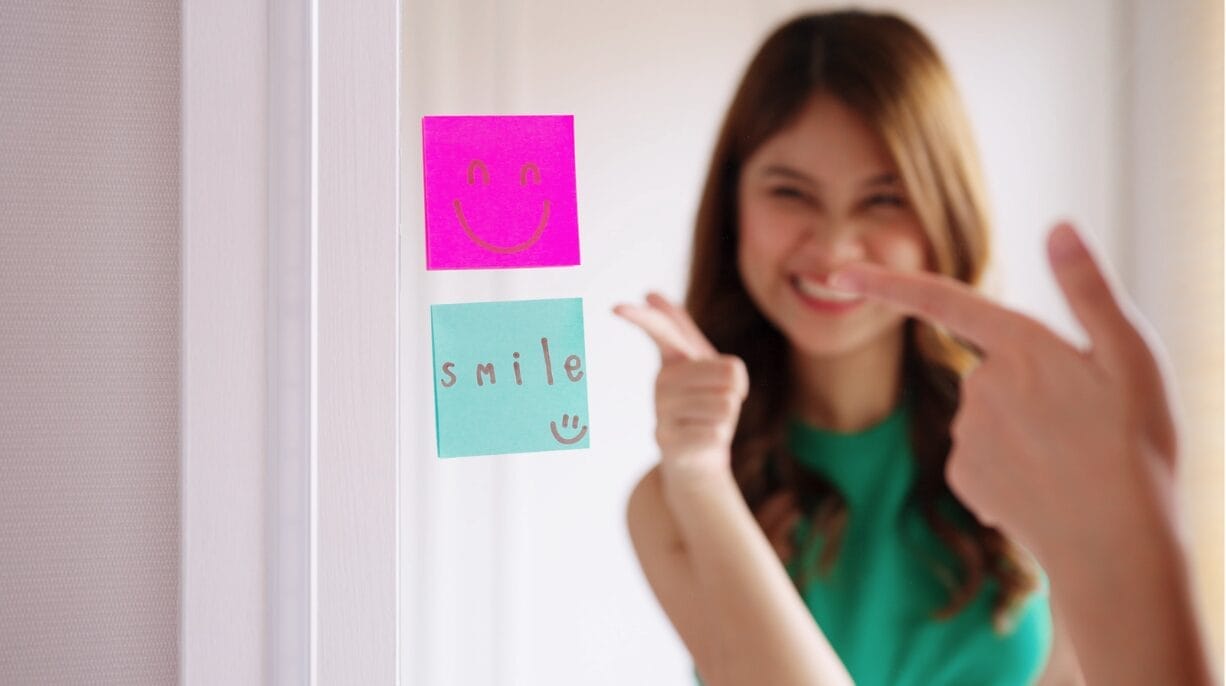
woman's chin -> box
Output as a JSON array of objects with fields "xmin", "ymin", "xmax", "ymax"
[
  {"xmin": 780, "ymin": 317, "xmax": 905, "ymax": 361},
  {"xmin": 783, "ymin": 330, "xmax": 867, "ymax": 360}
]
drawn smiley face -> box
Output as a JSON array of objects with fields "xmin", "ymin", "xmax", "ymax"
[
  {"xmin": 422, "ymin": 115, "xmax": 579, "ymax": 270},
  {"xmin": 549, "ymin": 413, "xmax": 588, "ymax": 445},
  {"xmin": 452, "ymin": 159, "xmax": 552, "ymax": 254}
]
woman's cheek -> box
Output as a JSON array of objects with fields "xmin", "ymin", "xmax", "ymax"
[
  {"xmin": 739, "ymin": 212, "xmax": 787, "ymax": 276},
  {"xmin": 738, "ymin": 232, "xmax": 777, "ymax": 304},
  {"xmin": 755, "ymin": 208, "xmax": 807, "ymax": 259}
]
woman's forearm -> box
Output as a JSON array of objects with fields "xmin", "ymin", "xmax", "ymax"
[
  {"xmin": 613, "ymin": 299, "xmax": 851, "ymax": 684},
  {"xmin": 661, "ymin": 465, "xmax": 853, "ymax": 686},
  {"xmin": 1046, "ymin": 507, "xmax": 1216, "ymax": 686}
]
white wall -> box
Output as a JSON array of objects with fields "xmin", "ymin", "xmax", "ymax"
[
  {"xmin": 0, "ymin": 2, "xmax": 181, "ymax": 683},
  {"xmin": 1128, "ymin": 0, "xmax": 1223, "ymax": 654},
  {"xmin": 400, "ymin": 1, "xmax": 1221, "ymax": 684}
]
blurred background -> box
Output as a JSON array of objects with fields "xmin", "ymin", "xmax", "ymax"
[{"xmin": 399, "ymin": 1, "xmax": 1222, "ymax": 684}]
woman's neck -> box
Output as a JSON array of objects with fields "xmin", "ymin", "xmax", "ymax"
[{"xmin": 789, "ymin": 328, "xmax": 905, "ymax": 432}]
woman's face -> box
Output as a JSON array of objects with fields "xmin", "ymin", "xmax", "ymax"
[{"xmin": 736, "ymin": 92, "xmax": 930, "ymax": 360}]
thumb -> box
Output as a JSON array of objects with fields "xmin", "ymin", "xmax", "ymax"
[{"xmin": 1046, "ymin": 222, "xmax": 1143, "ymax": 367}]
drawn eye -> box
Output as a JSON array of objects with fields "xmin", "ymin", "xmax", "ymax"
[
  {"xmin": 550, "ymin": 413, "xmax": 589, "ymax": 444},
  {"xmin": 520, "ymin": 162, "xmax": 541, "ymax": 186},
  {"xmin": 467, "ymin": 159, "xmax": 490, "ymax": 185}
]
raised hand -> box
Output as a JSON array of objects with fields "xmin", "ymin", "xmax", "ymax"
[
  {"xmin": 830, "ymin": 221, "xmax": 1214, "ymax": 686},
  {"xmin": 614, "ymin": 293, "xmax": 749, "ymax": 486},
  {"xmin": 829, "ymin": 222, "xmax": 1178, "ymax": 565}
]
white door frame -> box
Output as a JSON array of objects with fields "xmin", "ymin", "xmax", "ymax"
[
  {"xmin": 181, "ymin": 0, "xmax": 399, "ymax": 682},
  {"xmin": 181, "ymin": 0, "xmax": 273, "ymax": 682},
  {"xmin": 316, "ymin": 0, "xmax": 400, "ymax": 682}
]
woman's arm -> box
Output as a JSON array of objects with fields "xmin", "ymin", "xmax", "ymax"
[
  {"xmin": 1044, "ymin": 503, "xmax": 1214, "ymax": 686},
  {"xmin": 627, "ymin": 464, "xmax": 851, "ymax": 686},
  {"xmin": 616, "ymin": 294, "xmax": 852, "ymax": 686},
  {"xmin": 626, "ymin": 465, "xmax": 724, "ymax": 680}
]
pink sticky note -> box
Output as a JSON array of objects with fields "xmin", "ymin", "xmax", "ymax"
[{"xmin": 422, "ymin": 115, "xmax": 581, "ymax": 270}]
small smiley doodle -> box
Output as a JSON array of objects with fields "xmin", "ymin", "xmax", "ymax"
[
  {"xmin": 422, "ymin": 115, "xmax": 581, "ymax": 270},
  {"xmin": 550, "ymin": 414, "xmax": 588, "ymax": 445},
  {"xmin": 431, "ymin": 297, "xmax": 590, "ymax": 457}
]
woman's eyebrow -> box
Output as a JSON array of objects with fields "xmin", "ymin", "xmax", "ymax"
[
  {"xmin": 862, "ymin": 172, "xmax": 901, "ymax": 188},
  {"xmin": 761, "ymin": 164, "xmax": 817, "ymax": 186}
]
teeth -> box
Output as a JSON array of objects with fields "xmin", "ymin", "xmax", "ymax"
[{"xmin": 795, "ymin": 276, "xmax": 861, "ymax": 302}]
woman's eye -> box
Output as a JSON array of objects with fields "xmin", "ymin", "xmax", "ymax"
[
  {"xmin": 769, "ymin": 186, "xmax": 808, "ymax": 201},
  {"xmin": 867, "ymin": 193, "xmax": 906, "ymax": 208}
]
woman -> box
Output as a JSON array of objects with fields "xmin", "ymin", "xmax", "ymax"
[{"xmin": 616, "ymin": 10, "xmax": 1083, "ymax": 685}]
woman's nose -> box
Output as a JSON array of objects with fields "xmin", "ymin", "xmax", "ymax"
[{"xmin": 800, "ymin": 219, "xmax": 866, "ymax": 261}]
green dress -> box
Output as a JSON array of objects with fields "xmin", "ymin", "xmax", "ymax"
[{"xmin": 695, "ymin": 400, "xmax": 1052, "ymax": 685}]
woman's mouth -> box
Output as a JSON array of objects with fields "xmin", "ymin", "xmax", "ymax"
[{"xmin": 791, "ymin": 274, "xmax": 865, "ymax": 314}]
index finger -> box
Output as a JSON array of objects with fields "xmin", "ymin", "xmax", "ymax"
[
  {"xmin": 644, "ymin": 292, "xmax": 718, "ymax": 358},
  {"xmin": 612, "ymin": 302, "xmax": 702, "ymax": 363},
  {"xmin": 829, "ymin": 263, "xmax": 1021, "ymax": 352}
]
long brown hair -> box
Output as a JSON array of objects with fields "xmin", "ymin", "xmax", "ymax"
[{"xmin": 684, "ymin": 9, "xmax": 1038, "ymax": 629}]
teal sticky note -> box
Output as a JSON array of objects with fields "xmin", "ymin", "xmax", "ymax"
[{"xmin": 431, "ymin": 297, "xmax": 591, "ymax": 457}]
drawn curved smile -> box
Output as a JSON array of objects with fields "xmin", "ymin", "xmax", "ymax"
[
  {"xmin": 452, "ymin": 158, "xmax": 552, "ymax": 254},
  {"xmin": 550, "ymin": 414, "xmax": 588, "ymax": 445},
  {"xmin": 452, "ymin": 199, "xmax": 552, "ymax": 254}
]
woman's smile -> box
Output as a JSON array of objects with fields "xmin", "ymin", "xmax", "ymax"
[{"xmin": 790, "ymin": 274, "xmax": 865, "ymax": 314}]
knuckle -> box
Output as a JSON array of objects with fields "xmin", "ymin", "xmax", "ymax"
[
  {"xmin": 945, "ymin": 459, "xmax": 967, "ymax": 498},
  {"xmin": 656, "ymin": 364, "xmax": 689, "ymax": 394},
  {"xmin": 960, "ymin": 368, "xmax": 982, "ymax": 395},
  {"xmin": 962, "ymin": 360, "xmax": 1008, "ymax": 405},
  {"xmin": 720, "ymin": 392, "xmax": 741, "ymax": 416},
  {"xmin": 949, "ymin": 414, "xmax": 966, "ymax": 443},
  {"xmin": 654, "ymin": 367, "xmax": 673, "ymax": 392},
  {"xmin": 959, "ymin": 369, "xmax": 987, "ymax": 408},
  {"xmin": 653, "ymin": 380, "xmax": 669, "ymax": 406},
  {"xmin": 662, "ymin": 360, "xmax": 689, "ymax": 382},
  {"xmin": 693, "ymin": 424, "xmax": 720, "ymax": 444},
  {"xmin": 1000, "ymin": 314, "xmax": 1038, "ymax": 346},
  {"xmin": 718, "ymin": 354, "xmax": 749, "ymax": 393}
]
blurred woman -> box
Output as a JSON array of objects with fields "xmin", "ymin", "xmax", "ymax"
[{"xmin": 618, "ymin": 10, "xmax": 1082, "ymax": 684}]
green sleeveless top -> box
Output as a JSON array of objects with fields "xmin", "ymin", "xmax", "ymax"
[{"xmin": 694, "ymin": 400, "xmax": 1052, "ymax": 685}]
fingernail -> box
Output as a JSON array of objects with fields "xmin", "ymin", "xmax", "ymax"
[
  {"xmin": 1049, "ymin": 224, "xmax": 1083, "ymax": 263},
  {"xmin": 829, "ymin": 271, "xmax": 863, "ymax": 293}
]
